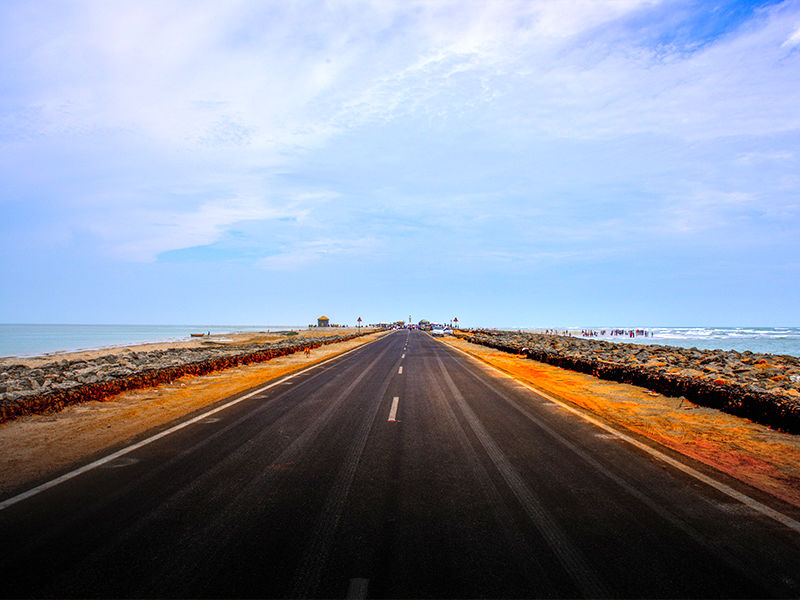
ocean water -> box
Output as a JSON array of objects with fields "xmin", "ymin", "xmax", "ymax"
[
  {"xmin": 572, "ymin": 327, "xmax": 800, "ymax": 357},
  {"xmin": 0, "ymin": 324, "xmax": 304, "ymax": 358},
  {"xmin": 4, "ymin": 324, "xmax": 800, "ymax": 359}
]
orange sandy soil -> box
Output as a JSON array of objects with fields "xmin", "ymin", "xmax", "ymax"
[
  {"xmin": 443, "ymin": 337, "xmax": 800, "ymax": 509},
  {"xmin": 0, "ymin": 330, "xmax": 387, "ymax": 497}
]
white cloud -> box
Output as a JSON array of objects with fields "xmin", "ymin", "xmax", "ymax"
[
  {"xmin": 655, "ymin": 189, "xmax": 758, "ymax": 235},
  {"xmin": 13, "ymin": 0, "xmax": 799, "ymax": 154},
  {"xmin": 783, "ymin": 23, "xmax": 800, "ymax": 46},
  {"xmin": 92, "ymin": 196, "xmax": 305, "ymax": 262},
  {"xmin": 508, "ymin": 6, "xmax": 800, "ymax": 140},
  {"xmin": 735, "ymin": 150, "xmax": 795, "ymax": 164},
  {"xmin": 4, "ymin": 0, "xmax": 800, "ymax": 264},
  {"xmin": 258, "ymin": 237, "xmax": 376, "ymax": 271},
  {"xmin": 8, "ymin": 0, "xmax": 672, "ymax": 150}
]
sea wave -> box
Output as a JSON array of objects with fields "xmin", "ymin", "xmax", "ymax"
[{"xmin": 563, "ymin": 326, "xmax": 800, "ymax": 356}]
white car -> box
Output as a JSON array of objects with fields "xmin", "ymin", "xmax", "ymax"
[{"xmin": 431, "ymin": 327, "xmax": 445, "ymax": 336}]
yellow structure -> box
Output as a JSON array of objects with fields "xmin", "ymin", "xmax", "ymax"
[{"xmin": 317, "ymin": 316, "xmax": 330, "ymax": 327}]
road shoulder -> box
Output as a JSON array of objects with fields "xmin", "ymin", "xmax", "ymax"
[
  {"xmin": 0, "ymin": 331, "xmax": 388, "ymax": 498},
  {"xmin": 440, "ymin": 336, "xmax": 800, "ymax": 510}
]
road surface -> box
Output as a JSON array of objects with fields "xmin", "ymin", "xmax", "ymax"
[{"xmin": 2, "ymin": 329, "xmax": 800, "ymax": 598}]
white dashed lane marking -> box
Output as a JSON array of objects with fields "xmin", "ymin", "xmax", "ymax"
[{"xmin": 388, "ymin": 397, "xmax": 399, "ymax": 422}]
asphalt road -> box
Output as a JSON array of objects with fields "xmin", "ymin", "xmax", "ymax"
[{"xmin": 2, "ymin": 329, "xmax": 800, "ymax": 598}]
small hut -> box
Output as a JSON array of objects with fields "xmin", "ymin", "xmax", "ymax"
[{"xmin": 317, "ymin": 315, "xmax": 330, "ymax": 327}]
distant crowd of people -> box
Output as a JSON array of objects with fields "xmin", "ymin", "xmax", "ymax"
[
  {"xmin": 590, "ymin": 329, "xmax": 650, "ymax": 338},
  {"xmin": 542, "ymin": 329, "xmax": 651, "ymax": 338}
]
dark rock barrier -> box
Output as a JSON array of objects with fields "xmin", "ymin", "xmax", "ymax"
[
  {"xmin": 0, "ymin": 332, "xmax": 374, "ymax": 424},
  {"xmin": 460, "ymin": 330, "xmax": 800, "ymax": 434}
]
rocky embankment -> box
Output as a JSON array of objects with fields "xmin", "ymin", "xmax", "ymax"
[
  {"xmin": 462, "ymin": 330, "xmax": 800, "ymax": 433},
  {"xmin": 0, "ymin": 331, "xmax": 372, "ymax": 424}
]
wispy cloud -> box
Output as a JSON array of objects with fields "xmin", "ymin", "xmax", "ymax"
[
  {"xmin": 655, "ymin": 189, "xmax": 757, "ymax": 235},
  {"xmin": 782, "ymin": 23, "xmax": 800, "ymax": 45},
  {"xmin": 258, "ymin": 237, "xmax": 376, "ymax": 271},
  {"xmin": 92, "ymin": 196, "xmax": 302, "ymax": 262},
  {"xmin": 735, "ymin": 150, "xmax": 795, "ymax": 164}
]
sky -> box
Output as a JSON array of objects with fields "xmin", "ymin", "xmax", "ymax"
[{"xmin": 1, "ymin": 0, "xmax": 799, "ymax": 328}]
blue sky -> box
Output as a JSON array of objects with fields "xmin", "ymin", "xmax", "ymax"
[{"xmin": 2, "ymin": 0, "xmax": 799, "ymax": 328}]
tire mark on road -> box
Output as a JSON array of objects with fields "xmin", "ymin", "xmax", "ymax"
[
  {"xmin": 435, "ymin": 354, "xmax": 609, "ymax": 598},
  {"xmin": 63, "ymin": 340, "xmax": 398, "ymax": 597},
  {"xmin": 448, "ymin": 353, "xmax": 792, "ymax": 598},
  {"xmin": 422, "ymin": 363, "xmax": 562, "ymax": 594},
  {"xmin": 8, "ymin": 355, "xmax": 352, "ymax": 561},
  {"xmin": 290, "ymin": 357, "xmax": 399, "ymax": 598}
]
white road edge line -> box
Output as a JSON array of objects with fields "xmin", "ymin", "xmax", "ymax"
[
  {"xmin": 388, "ymin": 396, "xmax": 399, "ymax": 422},
  {"xmin": 444, "ymin": 341, "xmax": 800, "ymax": 535},
  {"xmin": 0, "ymin": 336, "xmax": 384, "ymax": 512}
]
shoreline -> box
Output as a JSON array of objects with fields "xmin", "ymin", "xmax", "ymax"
[
  {"xmin": 0, "ymin": 329, "xmax": 376, "ymax": 423},
  {"xmin": 0, "ymin": 329, "xmax": 350, "ymax": 366},
  {"xmin": 0, "ymin": 323, "xmax": 313, "ymax": 360},
  {"xmin": 471, "ymin": 327, "xmax": 800, "ymax": 357},
  {"xmin": 4, "ymin": 336, "xmax": 207, "ymax": 360}
]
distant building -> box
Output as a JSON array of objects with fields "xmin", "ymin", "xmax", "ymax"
[{"xmin": 317, "ymin": 315, "xmax": 330, "ymax": 327}]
